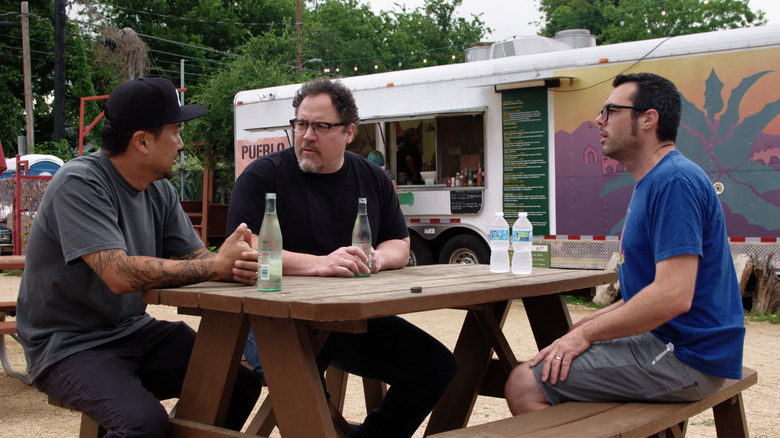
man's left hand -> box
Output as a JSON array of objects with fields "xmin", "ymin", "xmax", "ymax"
[
  {"xmin": 232, "ymin": 250, "xmax": 259, "ymax": 285},
  {"xmin": 528, "ymin": 330, "xmax": 591, "ymax": 384}
]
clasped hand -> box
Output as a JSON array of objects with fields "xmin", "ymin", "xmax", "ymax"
[{"xmin": 320, "ymin": 246, "xmax": 374, "ymax": 277}]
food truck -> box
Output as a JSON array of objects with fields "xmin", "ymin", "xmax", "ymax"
[{"xmin": 234, "ymin": 25, "xmax": 780, "ymax": 269}]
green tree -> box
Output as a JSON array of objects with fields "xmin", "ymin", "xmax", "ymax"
[
  {"xmin": 184, "ymin": 26, "xmax": 308, "ymax": 167},
  {"xmin": 538, "ymin": 0, "xmax": 766, "ymax": 44},
  {"xmin": 0, "ymin": 0, "xmax": 99, "ymax": 158},
  {"xmin": 76, "ymin": 0, "xmax": 298, "ymax": 91},
  {"xmin": 303, "ymin": 0, "xmax": 488, "ymax": 73}
]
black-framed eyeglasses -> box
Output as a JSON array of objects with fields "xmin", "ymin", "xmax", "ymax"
[
  {"xmin": 598, "ymin": 104, "xmax": 649, "ymax": 122},
  {"xmin": 289, "ymin": 119, "xmax": 346, "ymax": 135}
]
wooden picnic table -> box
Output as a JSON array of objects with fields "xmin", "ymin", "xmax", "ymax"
[{"xmin": 142, "ymin": 265, "xmax": 617, "ymax": 438}]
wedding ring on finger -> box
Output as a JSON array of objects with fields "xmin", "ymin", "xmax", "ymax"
[{"xmin": 554, "ymin": 356, "xmax": 562, "ymax": 361}]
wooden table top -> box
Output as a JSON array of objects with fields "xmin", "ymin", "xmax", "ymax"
[{"xmin": 143, "ymin": 265, "xmax": 617, "ymax": 322}]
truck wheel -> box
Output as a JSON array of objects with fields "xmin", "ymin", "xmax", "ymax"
[
  {"xmin": 408, "ymin": 233, "xmax": 434, "ymax": 266},
  {"xmin": 439, "ymin": 235, "xmax": 489, "ymax": 265}
]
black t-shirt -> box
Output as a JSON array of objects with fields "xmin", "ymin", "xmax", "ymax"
[
  {"xmin": 396, "ymin": 142, "xmax": 422, "ymax": 176},
  {"xmin": 227, "ymin": 148, "xmax": 408, "ymax": 255}
]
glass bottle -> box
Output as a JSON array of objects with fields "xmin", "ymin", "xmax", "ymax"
[
  {"xmin": 257, "ymin": 193, "xmax": 283, "ymax": 291},
  {"xmin": 351, "ymin": 197, "xmax": 372, "ymax": 277}
]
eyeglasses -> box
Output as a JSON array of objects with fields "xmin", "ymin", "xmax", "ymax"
[
  {"xmin": 598, "ymin": 104, "xmax": 648, "ymax": 122},
  {"xmin": 289, "ymin": 119, "xmax": 346, "ymax": 135}
]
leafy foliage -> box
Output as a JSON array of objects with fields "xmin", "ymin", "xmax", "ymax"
[
  {"xmin": 184, "ymin": 26, "xmax": 309, "ymax": 167},
  {"xmin": 538, "ymin": 0, "xmax": 766, "ymax": 44},
  {"xmin": 0, "ymin": 1, "xmax": 100, "ymax": 157}
]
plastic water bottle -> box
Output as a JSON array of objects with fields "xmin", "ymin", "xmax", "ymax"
[
  {"xmin": 489, "ymin": 212, "xmax": 510, "ymax": 273},
  {"xmin": 512, "ymin": 212, "xmax": 533, "ymax": 275},
  {"xmin": 352, "ymin": 197, "xmax": 372, "ymax": 277},
  {"xmin": 257, "ymin": 193, "xmax": 283, "ymax": 291}
]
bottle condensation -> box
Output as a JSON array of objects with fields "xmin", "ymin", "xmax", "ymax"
[
  {"xmin": 351, "ymin": 197, "xmax": 372, "ymax": 277},
  {"xmin": 511, "ymin": 212, "xmax": 533, "ymax": 275},
  {"xmin": 489, "ymin": 212, "xmax": 510, "ymax": 273},
  {"xmin": 257, "ymin": 193, "xmax": 283, "ymax": 291}
]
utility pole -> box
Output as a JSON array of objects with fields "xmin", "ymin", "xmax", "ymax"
[
  {"xmin": 21, "ymin": 2, "xmax": 34, "ymax": 152},
  {"xmin": 180, "ymin": 59, "xmax": 185, "ymax": 201},
  {"xmin": 54, "ymin": 0, "xmax": 66, "ymax": 142},
  {"xmin": 295, "ymin": 0, "xmax": 302, "ymax": 72}
]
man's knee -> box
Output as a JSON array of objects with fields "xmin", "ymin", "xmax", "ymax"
[
  {"xmin": 505, "ymin": 364, "xmax": 545, "ymax": 416},
  {"xmin": 104, "ymin": 401, "xmax": 170, "ymax": 438}
]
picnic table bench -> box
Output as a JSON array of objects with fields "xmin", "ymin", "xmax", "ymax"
[
  {"xmin": 1, "ymin": 255, "xmax": 28, "ymax": 384},
  {"xmin": 429, "ymin": 366, "xmax": 757, "ymax": 438}
]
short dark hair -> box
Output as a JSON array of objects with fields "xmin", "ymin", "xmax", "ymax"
[
  {"xmin": 292, "ymin": 79, "xmax": 359, "ymax": 128},
  {"xmin": 100, "ymin": 125, "xmax": 164, "ymax": 156},
  {"xmin": 613, "ymin": 73, "xmax": 681, "ymax": 142}
]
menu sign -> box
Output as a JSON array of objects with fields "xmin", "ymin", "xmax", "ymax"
[
  {"xmin": 450, "ymin": 189, "xmax": 483, "ymax": 214},
  {"xmin": 501, "ymin": 87, "xmax": 550, "ymax": 235}
]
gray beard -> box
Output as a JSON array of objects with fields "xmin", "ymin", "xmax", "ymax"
[{"xmin": 298, "ymin": 157, "xmax": 322, "ymax": 173}]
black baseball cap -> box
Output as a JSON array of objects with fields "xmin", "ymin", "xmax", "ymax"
[{"xmin": 104, "ymin": 77, "xmax": 207, "ymax": 131}]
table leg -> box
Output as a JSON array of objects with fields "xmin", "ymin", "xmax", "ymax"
[
  {"xmin": 523, "ymin": 294, "xmax": 573, "ymax": 349},
  {"xmin": 250, "ymin": 315, "xmax": 338, "ymax": 438},
  {"xmin": 425, "ymin": 300, "xmax": 511, "ymax": 435},
  {"xmin": 176, "ymin": 309, "xmax": 249, "ymax": 426}
]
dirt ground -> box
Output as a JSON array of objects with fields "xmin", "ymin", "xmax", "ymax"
[{"xmin": 0, "ymin": 273, "xmax": 777, "ymax": 438}]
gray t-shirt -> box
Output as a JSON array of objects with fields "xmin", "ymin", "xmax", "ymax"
[{"xmin": 16, "ymin": 151, "xmax": 203, "ymax": 381}]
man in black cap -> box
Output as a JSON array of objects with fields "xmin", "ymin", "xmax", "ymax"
[{"xmin": 16, "ymin": 77, "xmax": 262, "ymax": 437}]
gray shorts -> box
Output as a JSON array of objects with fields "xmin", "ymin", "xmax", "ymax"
[{"xmin": 533, "ymin": 332, "xmax": 726, "ymax": 405}]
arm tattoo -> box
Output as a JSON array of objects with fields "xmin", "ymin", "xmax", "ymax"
[
  {"xmin": 87, "ymin": 248, "xmax": 220, "ymax": 291},
  {"xmin": 172, "ymin": 247, "xmax": 215, "ymax": 261},
  {"xmin": 89, "ymin": 248, "xmax": 125, "ymax": 277}
]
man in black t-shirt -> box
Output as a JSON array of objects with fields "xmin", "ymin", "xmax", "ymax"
[
  {"xmin": 227, "ymin": 79, "xmax": 456, "ymax": 438},
  {"xmin": 396, "ymin": 128, "xmax": 423, "ymax": 184}
]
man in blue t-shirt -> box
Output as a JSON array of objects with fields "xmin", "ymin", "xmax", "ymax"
[
  {"xmin": 505, "ymin": 73, "xmax": 744, "ymax": 414},
  {"xmin": 226, "ymin": 78, "xmax": 456, "ymax": 438}
]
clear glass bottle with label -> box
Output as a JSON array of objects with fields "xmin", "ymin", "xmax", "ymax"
[
  {"xmin": 257, "ymin": 193, "xmax": 282, "ymax": 291},
  {"xmin": 352, "ymin": 197, "xmax": 372, "ymax": 277}
]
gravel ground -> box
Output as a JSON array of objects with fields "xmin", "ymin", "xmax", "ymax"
[{"xmin": 1, "ymin": 273, "xmax": 777, "ymax": 437}]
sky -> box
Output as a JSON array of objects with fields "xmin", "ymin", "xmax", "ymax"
[{"xmin": 365, "ymin": 0, "xmax": 780, "ymax": 43}]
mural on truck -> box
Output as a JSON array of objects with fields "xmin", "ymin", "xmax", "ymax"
[{"xmin": 553, "ymin": 47, "xmax": 780, "ymax": 238}]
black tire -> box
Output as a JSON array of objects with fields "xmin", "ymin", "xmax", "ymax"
[
  {"xmin": 408, "ymin": 233, "xmax": 434, "ymax": 266},
  {"xmin": 438, "ymin": 234, "xmax": 489, "ymax": 265}
]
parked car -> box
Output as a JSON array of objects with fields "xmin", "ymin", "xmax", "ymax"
[{"xmin": 0, "ymin": 225, "xmax": 13, "ymax": 255}]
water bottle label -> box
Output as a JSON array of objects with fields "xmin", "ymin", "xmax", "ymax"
[
  {"xmin": 259, "ymin": 264, "xmax": 270, "ymax": 280},
  {"xmin": 512, "ymin": 230, "xmax": 532, "ymax": 243},
  {"xmin": 489, "ymin": 229, "xmax": 509, "ymax": 241}
]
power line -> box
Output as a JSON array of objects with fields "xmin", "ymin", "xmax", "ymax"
[{"xmin": 108, "ymin": 4, "xmax": 292, "ymax": 28}]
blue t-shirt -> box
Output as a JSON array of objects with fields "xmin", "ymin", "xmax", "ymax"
[{"xmin": 618, "ymin": 150, "xmax": 744, "ymax": 379}]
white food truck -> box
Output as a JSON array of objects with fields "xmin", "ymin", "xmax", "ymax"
[{"xmin": 234, "ymin": 25, "xmax": 780, "ymax": 269}]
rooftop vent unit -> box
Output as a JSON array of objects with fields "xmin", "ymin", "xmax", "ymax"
[
  {"xmin": 490, "ymin": 35, "xmax": 572, "ymax": 59},
  {"xmin": 554, "ymin": 29, "xmax": 596, "ymax": 49}
]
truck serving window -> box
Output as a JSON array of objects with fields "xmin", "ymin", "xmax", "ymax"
[
  {"xmin": 347, "ymin": 122, "xmax": 378, "ymax": 158},
  {"xmin": 436, "ymin": 114, "xmax": 484, "ymax": 185}
]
